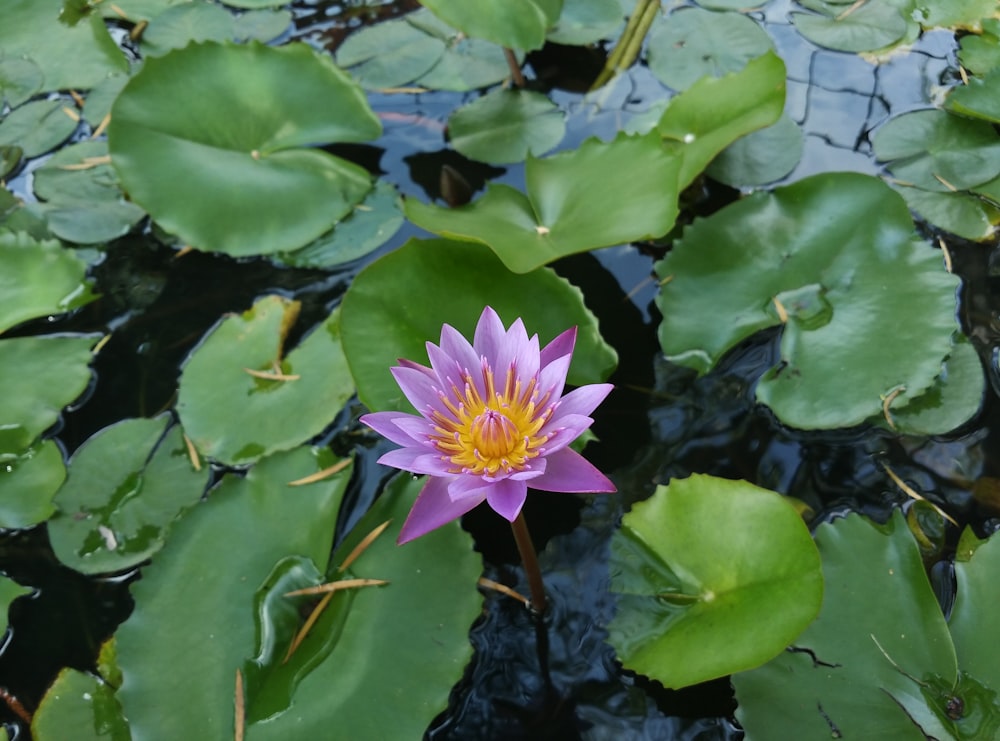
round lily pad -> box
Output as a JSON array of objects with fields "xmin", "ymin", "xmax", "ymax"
[
  {"xmin": 706, "ymin": 112, "xmax": 804, "ymax": 187},
  {"xmin": 334, "ymin": 15, "xmax": 447, "ymax": 89},
  {"xmin": 0, "ymin": 98, "xmax": 78, "ymax": 158},
  {"xmin": 946, "ymin": 72, "xmax": 1000, "ymax": 125},
  {"xmin": 108, "ymin": 41, "xmax": 381, "ymax": 256},
  {"xmin": 647, "ymin": 7, "xmax": 773, "ymax": 91},
  {"xmin": 609, "ymin": 475, "xmax": 823, "ymax": 689},
  {"xmin": 897, "ymin": 184, "xmax": 998, "ymax": 242},
  {"xmin": 791, "ymin": 2, "xmax": 909, "ymax": 53},
  {"xmin": 176, "ymin": 297, "xmax": 355, "ymax": 465},
  {"xmin": 139, "ymin": 1, "xmax": 238, "ymax": 56},
  {"xmin": 656, "ymin": 172, "xmax": 964, "ymax": 430},
  {"xmin": 418, "ymin": 0, "xmax": 560, "ymax": 51},
  {"xmin": 448, "ymin": 89, "xmax": 566, "ymax": 165},
  {"xmin": 32, "ymin": 668, "xmax": 128, "ymax": 741},
  {"xmin": 547, "ymin": 0, "xmax": 623, "ymax": 45},
  {"xmin": 0, "ymin": 439, "xmax": 65, "ymax": 530}
]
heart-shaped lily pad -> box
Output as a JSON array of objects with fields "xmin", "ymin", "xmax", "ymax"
[
  {"xmin": 176, "ymin": 297, "xmax": 355, "ymax": 466},
  {"xmin": 339, "ymin": 237, "xmax": 618, "ymax": 414},
  {"xmin": 447, "ymin": 89, "xmax": 566, "ymax": 164},
  {"xmin": 108, "ymin": 41, "xmax": 381, "ymax": 256},
  {"xmin": 656, "ymin": 172, "xmax": 968, "ymax": 430},
  {"xmin": 49, "ymin": 415, "xmax": 211, "ymax": 575},
  {"xmin": 406, "ymin": 130, "xmax": 679, "ymax": 273},
  {"xmin": 734, "ymin": 512, "xmax": 1000, "ymax": 739},
  {"xmin": 609, "ymin": 475, "xmax": 823, "ymax": 689}
]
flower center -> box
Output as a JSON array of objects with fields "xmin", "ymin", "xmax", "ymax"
[{"xmin": 429, "ymin": 360, "xmax": 554, "ymax": 477}]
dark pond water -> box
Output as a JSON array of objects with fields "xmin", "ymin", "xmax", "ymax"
[{"xmin": 3, "ymin": 1, "xmax": 1000, "ymax": 738}]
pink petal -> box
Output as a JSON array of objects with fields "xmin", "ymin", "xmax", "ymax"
[
  {"xmin": 378, "ymin": 448, "xmax": 452, "ymax": 476},
  {"xmin": 448, "ymin": 475, "xmax": 493, "ymax": 501},
  {"xmin": 397, "ymin": 357, "xmax": 436, "ymax": 378},
  {"xmin": 536, "ymin": 351, "xmax": 572, "ymax": 406},
  {"xmin": 438, "ymin": 323, "xmax": 483, "ymax": 386},
  {"xmin": 539, "ymin": 326, "xmax": 576, "ymax": 368},
  {"xmin": 473, "ymin": 306, "xmax": 508, "ymax": 363},
  {"xmin": 360, "ymin": 411, "xmax": 426, "ymax": 447},
  {"xmin": 391, "ymin": 365, "xmax": 444, "ymax": 417},
  {"xmin": 539, "ymin": 413, "xmax": 596, "ymax": 454},
  {"xmin": 485, "ymin": 478, "xmax": 529, "ymax": 521},
  {"xmin": 530, "ymin": 447, "xmax": 616, "ymax": 493},
  {"xmin": 398, "ymin": 476, "xmax": 485, "ymax": 544},
  {"xmin": 390, "ymin": 415, "xmax": 438, "ymax": 444},
  {"xmin": 553, "ymin": 383, "xmax": 613, "ymax": 419}
]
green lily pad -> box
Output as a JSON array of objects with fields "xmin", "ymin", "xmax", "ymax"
[
  {"xmin": 340, "ymin": 237, "xmax": 618, "ymax": 413},
  {"xmin": 232, "ymin": 9, "xmax": 293, "ymax": 43},
  {"xmin": 114, "ymin": 447, "xmax": 351, "ymax": 739},
  {"xmin": 418, "ymin": 0, "xmax": 563, "ymax": 51},
  {"xmin": 791, "ymin": 2, "xmax": 908, "ymax": 53},
  {"xmin": 406, "ymin": 131, "xmax": 679, "ymax": 273},
  {"xmin": 655, "ymin": 172, "xmax": 963, "ymax": 430},
  {"xmin": 221, "ymin": 0, "xmax": 287, "ymax": 7},
  {"xmin": 247, "ymin": 474, "xmax": 482, "ymax": 738},
  {"xmin": 81, "ymin": 74, "xmax": 128, "ymax": 128},
  {"xmin": 176, "ymin": 297, "xmax": 355, "ymax": 466},
  {"xmin": 647, "ymin": 8, "xmax": 773, "ymax": 92},
  {"xmin": 0, "ymin": 146, "xmax": 22, "ymax": 181},
  {"xmin": 139, "ymin": 1, "xmax": 240, "ymax": 56},
  {"xmin": 108, "ymin": 41, "xmax": 381, "ymax": 256},
  {"xmin": 0, "ymin": 439, "xmax": 65, "ymax": 529},
  {"xmin": 49, "ymin": 416, "xmax": 210, "ymax": 575},
  {"xmin": 276, "ymin": 180, "xmax": 403, "ymax": 269},
  {"xmin": 958, "ymin": 20, "xmax": 1000, "ymax": 75},
  {"xmin": 917, "ymin": 0, "xmax": 999, "ymax": 30},
  {"xmin": 31, "ymin": 669, "xmax": 129, "ymax": 741},
  {"xmin": 873, "ymin": 108, "xmax": 1000, "ymax": 191},
  {"xmin": 0, "ymin": 57, "xmax": 43, "ymax": 108},
  {"xmin": 448, "ymin": 89, "xmax": 566, "ymax": 165},
  {"xmin": 0, "ymin": 98, "xmax": 78, "ymax": 158},
  {"xmin": 114, "ymin": 449, "xmax": 482, "ymax": 739},
  {"xmin": 877, "ymin": 334, "xmax": 985, "ymax": 435},
  {"xmin": 657, "ymin": 51, "xmax": 787, "ymax": 189},
  {"xmin": 706, "ymin": 112, "xmax": 804, "ymax": 187},
  {"xmin": 546, "ymin": 0, "xmax": 623, "ymax": 45},
  {"xmin": 951, "ymin": 526, "xmax": 1000, "ymax": 691},
  {"xmin": 33, "ymin": 140, "xmax": 146, "ymax": 244},
  {"xmin": 0, "ymin": 0, "xmax": 127, "ymax": 92},
  {"xmin": 609, "ymin": 475, "xmax": 823, "ymax": 689},
  {"xmin": 334, "ymin": 14, "xmax": 447, "ymax": 89},
  {"xmin": 734, "ymin": 512, "xmax": 1000, "ymax": 740},
  {"xmin": 897, "ymin": 184, "xmax": 999, "ymax": 242},
  {"xmin": 0, "ymin": 577, "xmax": 32, "ymax": 635},
  {"xmin": 98, "ymin": 0, "xmax": 189, "ymax": 22},
  {"xmin": 946, "ymin": 71, "xmax": 1000, "ymax": 125},
  {"xmin": 0, "ymin": 232, "xmax": 98, "ymax": 333}
]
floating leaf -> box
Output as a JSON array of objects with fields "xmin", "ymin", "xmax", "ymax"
[
  {"xmin": 958, "ymin": 20, "xmax": 1000, "ymax": 75},
  {"xmin": 0, "ymin": 0, "xmax": 127, "ymax": 92},
  {"xmin": 114, "ymin": 447, "xmax": 351, "ymax": 739},
  {"xmin": 0, "ymin": 232, "xmax": 98, "ymax": 332},
  {"xmin": 176, "ymin": 297, "xmax": 355, "ymax": 466},
  {"xmin": 109, "ymin": 41, "xmax": 381, "ymax": 256},
  {"xmin": 706, "ymin": 113, "xmax": 803, "ymax": 187},
  {"xmin": 98, "ymin": 0, "xmax": 190, "ymax": 22},
  {"xmin": 418, "ymin": 0, "xmax": 563, "ymax": 51},
  {"xmin": 647, "ymin": 7, "xmax": 773, "ymax": 91},
  {"xmin": 32, "ymin": 669, "xmax": 129, "ymax": 741},
  {"xmin": 609, "ymin": 475, "xmax": 823, "ymax": 689},
  {"xmin": 951, "ymin": 526, "xmax": 1000, "ymax": 691},
  {"xmin": 656, "ymin": 172, "xmax": 965, "ymax": 430},
  {"xmin": 918, "ymin": 0, "xmax": 999, "ymax": 31},
  {"xmin": 546, "ymin": 0, "xmax": 623, "ymax": 45},
  {"xmin": 873, "ymin": 108, "xmax": 1000, "ymax": 191},
  {"xmin": 946, "ymin": 70, "xmax": 1000, "ymax": 125},
  {"xmin": 81, "ymin": 74, "xmax": 128, "ymax": 128},
  {"xmin": 448, "ymin": 89, "xmax": 566, "ymax": 165},
  {"xmin": 0, "ymin": 439, "xmax": 65, "ymax": 530},
  {"xmin": 406, "ymin": 131, "xmax": 679, "ymax": 273},
  {"xmin": 276, "ymin": 180, "xmax": 403, "ymax": 269},
  {"xmin": 0, "ymin": 98, "xmax": 78, "ymax": 158},
  {"xmin": 340, "ymin": 238, "xmax": 618, "ymax": 413},
  {"xmin": 0, "ymin": 576, "xmax": 32, "ymax": 635},
  {"xmin": 49, "ymin": 416, "xmax": 210, "ymax": 575},
  {"xmin": 734, "ymin": 512, "xmax": 1000, "ymax": 740},
  {"xmin": 791, "ymin": 2, "xmax": 908, "ymax": 53},
  {"xmin": 232, "ymin": 9, "xmax": 293, "ymax": 43},
  {"xmin": 657, "ymin": 51, "xmax": 786, "ymax": 188},
  {"xmin": 0, "ymin": 57, "xmax": 43, "ymax": 109},
  {"xmin": 139, "ymin": 1, "xmax": 240, "ymax": 56},
  {"xmin": 897, "ymin": 184, "xmax": 998, "ymax": 242},
  {"xmin": 334, "ymin": 15, "xmax": 447, "ymax": 89},
  {"xmin": 32, "ymin": 141, "xmax": 145, "ymax": 244}
]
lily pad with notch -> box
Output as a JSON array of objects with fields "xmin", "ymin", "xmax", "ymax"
[
  {"xmin": 0, "ymin": 99, "xmax": 79, "ymax": 159},
  {"xmin": 609, "ymin": 475, "xmax": 823, "ymax": 689},
  {"xmin": 418, "ymin": 0, "xmax": 563, "ymax": 51},
  {"xmin": 176, "ymin": 296, "xmax": 355, "ymax": 466},
  {"xmin": 108, "ymin": 41, "xmax": 381, "ymax": 256},
  {"xmin": 447, "ymin": 89, "xmax": 566, "ymax": 165}
]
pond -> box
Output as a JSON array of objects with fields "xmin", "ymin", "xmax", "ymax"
[{"xmin": 2, "ymin": 0, "xmax": 1000, "ymax": 738}]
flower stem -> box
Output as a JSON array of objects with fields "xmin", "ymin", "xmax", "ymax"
[
  {"xmin": 510, "ymin": 512, "xmax": 546, "ymax": 615},
  {"xmin": 504, "ymin": 48, "xmax": 526, "ymax": 89}
]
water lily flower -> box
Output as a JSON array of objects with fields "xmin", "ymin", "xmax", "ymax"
[{"xmin": 361, "ymin": 306, "xmax": 616, "ymax": 544}]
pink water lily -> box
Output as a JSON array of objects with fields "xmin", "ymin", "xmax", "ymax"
[{"xmin": 361, "ymin": 306, "xmax": 616, "ymax": 544}]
